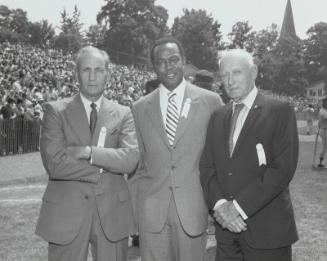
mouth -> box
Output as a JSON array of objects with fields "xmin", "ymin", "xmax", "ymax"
[{"xmin": 167, "ymin": 73, "xmax": 176, "ymax": 80}]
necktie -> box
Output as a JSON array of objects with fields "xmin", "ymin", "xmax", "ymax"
[
  {"xmin": 166, "ymin": 92, "xmax": 179, "ymax": 146},
  {"xmin": 90, "ymin": 103, "xmax": 97, "ymax": 137},
  {"xmin": 229, "ymin": 103, "xmax": 244, "ymax": 156}
]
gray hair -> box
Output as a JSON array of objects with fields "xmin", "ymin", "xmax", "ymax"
[
  {"xmin": 219, "ymin": 49, "xmax": 254, "ymax": 68},
  {"xmin": 75, "ymin": 46, "xmax": 110, "ymax": 70}
]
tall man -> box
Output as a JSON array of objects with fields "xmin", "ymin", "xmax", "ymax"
[
  {"xmin": 36, "ymin": 46, "xmax": 138, "ymax": 261},
  {"xmin": 200, "ymin": 49, "xmax": 299, "ymax": 261},
  {"xmin": 132, "ymin": 36, "xmax": 223, "ymax": 261}
]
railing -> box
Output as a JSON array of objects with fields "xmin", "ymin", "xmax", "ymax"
[{"xmin": 0, "ymin": 117, "xmax": 41, "ymax": 156}]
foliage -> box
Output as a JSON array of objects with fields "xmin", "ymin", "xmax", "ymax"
[
  {"xmin": 227, "ymin": 21, "xmax": 256, "ymax": 52},
  {"xmin": 86, "ymin": 25, "xmax": 106, "ymax": 47},
  {"xmin": 171, "ymin": 9, "xmax": 222, "ymax": 71},
  {"xmin": 27, "ymin": 20, "xmax": 55, "ymax": 47},
  {"xmin": 303, "ymin": 22, "xmax": 327, "ymax": 83},
  {"xmin": 97, "ymin": 0, "xmax": 168, "ymax": 65},
  {"xmin": 53, "ymin": 33, "xmax": 82, "ymax": 54},
  {"xmin": 59, "ymin": 5, "xmax": 83, "ymax": 36}
]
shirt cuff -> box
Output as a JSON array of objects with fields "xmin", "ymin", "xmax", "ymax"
[
  {"xmin": 233, "ymin": 200, "xmax": 248, "ymax": 220},
  {"xmin": 213, "ymin": 199, "xmax": 227, "ymax": 210}
]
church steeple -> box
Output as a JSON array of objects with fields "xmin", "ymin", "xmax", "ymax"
[{"xmin": 280, "ymin": 0, "xmax": 297, "ymax": 39}]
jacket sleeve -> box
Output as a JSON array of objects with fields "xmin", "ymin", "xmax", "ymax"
[
  {"xmin": 40, "ymin": 102, "xmax": 100, "ymax": 183},
  {"xmin": 200, "ymin": 112, "xmax": 225, "ymax": 209},
  {"xmin": 91, "ymin": 108, "xmax": 139, "ymax": 174},
  {"xmin": 235, "ymin": 103, "xmax": 299, "ymax": 217}
]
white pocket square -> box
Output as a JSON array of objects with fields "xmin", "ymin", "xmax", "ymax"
[{"xmin": 256, "ymin": 143, "xmax": 266, "ymax": 166}]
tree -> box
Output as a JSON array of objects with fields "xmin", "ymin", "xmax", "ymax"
[
  {"xmin": 227, "ymin": 21, "xmax": 256, "ymax": 52},
  {"xmin": 97, "ymin": 0, "xmax": 168, "ymax": 65},
  {"xmin": 28, "ymin": 20, "xmax": 55, "ymax": 47},
  {"xmin": 253, "ymin": 24, "xmax": 279, "ymax": 59},
  {"xmin": 59, "ymin": 5, "xmax": 83, "ymax": 36},
  {"xmin": 303, "ymin": 22, "xmax": 327, "ymax": 83},
  {"xmin": 55, "ymin": 5, "xmax": 84, "ymax": 53},
  {"xmin": 171, "ymin": 9, "xmax": 222, "ymax": 71},
  {"xmin": 257, "ymin": 36, "xmax": 307, "ymax": 96},
  {"xmin": 86, "ymin": 25, "xmax": 106, "ymax": 47}
]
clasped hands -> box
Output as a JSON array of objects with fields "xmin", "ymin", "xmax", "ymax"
[{"xmin": 213, "ymin": 201, "xmax": 247, "ymax": 233}]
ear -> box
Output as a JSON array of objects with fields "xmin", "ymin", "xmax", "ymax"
[{"xmin": 251, "ymin": 64, "xmax": 258, "ymax": 80}]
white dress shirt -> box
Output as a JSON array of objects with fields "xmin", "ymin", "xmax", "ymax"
[
  {"xmin": 159, "ymin": 78, "xmax": 186, "ymax": 126},
  {"xmin": 80, "ymin": 94, "xmax": 103, "ymax": 124}
]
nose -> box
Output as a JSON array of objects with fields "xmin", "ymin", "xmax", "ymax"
[
  {"xmin": 227, "ymin": 73, "xmax": 234, "ymax": 86},
  {"xmin": 89, "ymin": 69, "xmax": 96, "ymax": 81}
]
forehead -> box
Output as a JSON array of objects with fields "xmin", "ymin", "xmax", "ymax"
[
  {"xmin": 153, "ymin": 43, "xmax": 181, "ymax": 58},
  {"xmin": 77, "ymin": 51, "xmax": 106, "ymax": 67}
]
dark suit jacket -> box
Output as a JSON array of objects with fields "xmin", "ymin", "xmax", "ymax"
[
  {"xmin": 132, "ymin": 83, "xmax": 223, "ymax": 236},
  {"xmin": 36, "ymin": 94, "xmax": 138, "ymax": 244},
  {"xmin": 200, "ymin": 93, "xmax": 299, "ymax": 249}
]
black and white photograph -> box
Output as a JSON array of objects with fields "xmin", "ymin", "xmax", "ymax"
[{"xmin": 1, "ymin": 0, "xmax": 327, "ymax": 260}]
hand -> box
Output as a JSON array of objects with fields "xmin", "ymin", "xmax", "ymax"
[
  {"xmin": 66, "ymin": 146, "xmax": 91, "ymax": 160},
  {"xmin": 213, "ymin": 201, "xmax": 239, "ymax": 227},
  {"xmin": 225, "ymin": 216, "xmax": 247, "ymax": 233}
]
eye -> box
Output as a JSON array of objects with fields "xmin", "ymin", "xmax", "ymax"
[
  {"xmin": 169, "ymin": 56, "xmax": 180, "ymax": 64},
  {"xmin": 155, "ymin": 59, "xmax": 165, "ymax": 67}
]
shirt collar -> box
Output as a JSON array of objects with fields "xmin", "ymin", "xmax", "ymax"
[
  {"xmin": 80, "ymin": 93, "xmax": 103, "ymax": 111},
  {"xmin": 159, "ymin": 78, "xmax": 186, "ymax": 98},
  {"xmin": 233, "ymin": 86, "xmax": 258, "ymax": 109}
]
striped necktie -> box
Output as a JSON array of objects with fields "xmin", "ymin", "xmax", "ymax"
[{"xmin": 166, "ymin": 92, "xmax": 179, "ymax": 146}]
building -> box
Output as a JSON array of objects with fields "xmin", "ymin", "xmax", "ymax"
[{"xmin": 306, "ymin": 80, "xmax": 326, "ymax": 102}]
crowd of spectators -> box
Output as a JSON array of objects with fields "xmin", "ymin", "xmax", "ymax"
[{"xmin": 0, "ymin": 42, "xmax": 155, "ymax": 120}]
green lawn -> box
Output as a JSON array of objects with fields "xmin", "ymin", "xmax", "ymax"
[{"xmin": 0, "ymin": 139, "xmax": 326, "ymax": 260}]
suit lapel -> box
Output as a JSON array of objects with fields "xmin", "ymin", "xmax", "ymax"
[
  {"xmin": 92, "ymin": 98, "xmax": 117, "ymax": 146},
  {"xmin": 145, "ymin": 89, "xmax": 170, "ymax": 148},
  {"xmin": 173, "ymin": 83, "xmax": 200, "ymax": 147},
  {"xmin": 66, "ymin": 94, "xmax": 91, "ymax": 146},
  {"xmin": 232, "ymin": 94, "xmax": 263, "ymax": 156}
]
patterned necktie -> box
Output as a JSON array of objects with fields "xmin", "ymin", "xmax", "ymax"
[
  {"xmin": 229, "ymin": 103, "xmax": 244, "ymax": 156},
  {"xmin": 90, "ymin": 103, "xmax": 97, "ymax": 137},
  {"xmin": 166, "ymin": 92, "xmax": 179, "ymax": 146}
]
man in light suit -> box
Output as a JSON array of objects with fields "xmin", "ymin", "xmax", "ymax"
[
  {"xmin": 200, "ymin": 49, "xmax": 298, "ymax": 261},
  {"xmin": 132, "ymin": 36, "xmax": 223, "ymax": 261},
  {"xmin": 35, "ymin": 46, "xmax": 138, "ymax": 261}
]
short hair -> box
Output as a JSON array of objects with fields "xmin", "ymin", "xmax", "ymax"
[
  {"xmin": 219, "ymin": 49, "xmax": 255, "ymax": 68},
  {"xmin": 150, "ymin": 36, "xmax": 185, "ymax": 66},
  {"xmin": 75, "ymin": 46, "xmax": 110, "ymax": 70}
]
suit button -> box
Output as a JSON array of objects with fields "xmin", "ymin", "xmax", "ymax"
[
  {"xmin": 84, "ymin": 195, "xmax": 89, "ymax": 200},
  {"xmin": 228, "ymin": 172, "xmax": 232, "ymax": 176},
  {"xmin": 229, "ymin": 196, "xmax": 233, "ymax": 199}
]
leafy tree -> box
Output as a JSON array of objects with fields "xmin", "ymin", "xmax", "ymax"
[
  {"xmin": 172, "ymin": 9, "xmax": 222, "ymax": 71},
  {"xmin": 253, "ymin": 24, "xmax": 279, "ymax": 59},
  {"xmin": 303, "ymin": 22, "xmax": 327, "ymax": 83},
  {"xmin": 227, "ymin": 21, "xmax": 256, "ymax": 52},
  {"xmin": 86, "ymin": 25, "xmax": 106, "ymax": 47},
  {"xmin": 97, "ymin": 0, "xmax": 168, "ymax": 65},
  {"xmin": 257, "ymin": 36, "xmax": 307, "ymax": 96},
  {"xmin": 53, "ymin": 33, "xmax": 82, "ymax": 54},
  {"xmin": 28, "ymin": 20, "xmax": 55, "ymax": 47},
  {"xmin": 59, "ymin": 5, "xmax": 83, "ymax": 36}
]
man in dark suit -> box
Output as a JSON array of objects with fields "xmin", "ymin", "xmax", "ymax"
[
  {"xmin": 35, "ymin": 46, "xmax": 138, "ymax": 261},
  {"xmin": 132, "ymin": 36, "xmax": 223, "ymax": 261},
  {"xmin": 200, "ymin": 49, "xmax": 299, "ymax": 261}
]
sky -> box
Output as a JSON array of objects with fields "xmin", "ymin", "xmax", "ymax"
[{"xmin": 1, "ymin": 0, "xmax": 327, "ymax": 40}]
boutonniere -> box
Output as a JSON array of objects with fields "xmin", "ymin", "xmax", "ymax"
[
  {"xmin": 181, "ymin": 98, "xmax": 192, "ymax": 118},
  {"xmin": 97, "ymin": 127, "xmax": 107, "ymax": 148}
]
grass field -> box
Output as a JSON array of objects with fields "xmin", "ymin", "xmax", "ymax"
[{"xmin": 0, "ymin": 123, "xmax": 327, "ymax": 260}]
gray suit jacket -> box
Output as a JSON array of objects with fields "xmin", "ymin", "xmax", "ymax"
[
  {"xmin": 132, "ymin": 82, "xmax": 223, "ymax": 236},
  {"xmin": 36, "ymin": 94, "xmax": 138, "ymax": 244}
]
